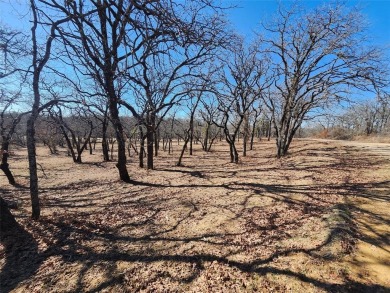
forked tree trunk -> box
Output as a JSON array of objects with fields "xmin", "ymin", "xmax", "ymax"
[
  {"xmin": 60, "ymin": 126, "xmax": 78, "ymax": 163},
  {"xmin": 275, "ymin": 114, "xmax": 301, "ymax": 158},
  {"xmin": 224, "ymin": 126, "xmax": 239, "ymax": 163},
  {"xmin": 227, "ymin": 139, "xmax": 239, "ymax": 163},
  {"xmin": 74, "ymin": 125, "xmax": 93, "ymax": 163},
  {"xmin": 208, "ymin": 135, "xmax": 217, "ymax": 152}
]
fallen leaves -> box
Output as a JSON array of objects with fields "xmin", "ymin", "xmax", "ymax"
[{"xmin": 1, "ymin": 139, "xmax": 388, "ymax": 292}]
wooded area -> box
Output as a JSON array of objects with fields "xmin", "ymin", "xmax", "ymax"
[{"xmin": 1, "ymin": 0, "xmax": 390, "ymax": 292}]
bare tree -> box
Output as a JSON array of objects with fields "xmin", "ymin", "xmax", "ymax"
[
  {"xmin": 0, "ymin": 25, "xmax": 28, "ymax": 79},
  {"xmin": 89, "ymin": 102, "xmax": 111, "ymax": 161},
  {"xmin": 0, "ymin": 92, "xmax": 28, "ymax": 185},
  {"xmin": 260, "ymin": 2, "xmax": 388, "ymax": 157},
  {"xmin": 49, "ymin": 106, "xmax": 94, "ymax": 163},
  {"xmin": 46, "ymin": 0, "xmax": 138, "ymax": 182},
  {"xmin": 42, "ymin": 0, "xmax": 228, "ymax": 176},
  {"xmin": 199, "ymin": 96, "xmax": 220, "ymax": 152},
  {"xmin": 249, "ymin": 104, "xmax": 263, "ymax": 151},
  {"xmin": 0, "ymin": 25, "xmax": 29, "ymax": 185},
  {"xmin": 35, "ymin": 114, "xmax": 62, "ymax": 154},
  {"xmin": 376, "ymin": 93, "xmax": 390, "ymax": 133},
  {"xmin": 335, "ymin": 92, "xmax": 390, "ymax": 136},
  {"xmin": 215, "ymin": 38, "xmax": 271, "ymax": 163},
  {"xmin": 25, "ymin": 0, "xmax": 73, "ymax": 219},
  {"xmin": 121, "ymin": 4, "xmax": 228, "ymax": 170},
  {"xmin": 176, "ymin": 87, "xmax": 206, "ymax": 166}
]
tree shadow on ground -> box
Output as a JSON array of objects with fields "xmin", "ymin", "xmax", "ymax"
[
  {"xmin": 2, "ymin": 142, "xmax": 389, "ymax": 292},
  {"xmin": 3, "ymin": 178, "xmax": 389, "ymax": 292},
  {"xmin": 0, "ymin": 215, "xmax": 41, "ymax": 293}
]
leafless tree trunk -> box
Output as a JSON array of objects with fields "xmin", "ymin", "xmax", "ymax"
[
  {"xmin": 27, "ymin": 0, "xmax": 70, "ymax": 219},
  {"xmin": 0, "ymin": 96, "xmax": 28, "ymax": 185},
  {"xmin": 242, "ymin": 113, "xmax": 250, "ymax": 157},
  {"xmin": 215, "ymin": 37, "xmax": 271, "ymax": 163},
  {"xmin": 177, "ymin": 90, "xmax": 203, "ymax": 166},
  {"xmin": 249, "ymin": 107, "xmax": 261, "ymax": 151},
  {"xmin": 177, "ymin": 128, "xmax": 191, "ymax": 167},
  {"xmin": 260, "ymin": 3, "xmax": 387, "ymax": 157},
  {"xmin": 138, "ymin": 125, "xmax": 146, "ymax": 169},
  {"xmin": 200, "ymin": 98, "xmax": 220, "ymax": 152},
  {"xmin": 50, "ymin": 107, "xmax": 94, "ymax": 163},
  {"xmin": 101, "ymin": 114, "xmax": 110, "ymax": 162},
  {"xmin": 42, "ymin": 0, "xmax": 134, "ymax": 181},
  {"xmin": 146, "ymin": 112, "xmax": 156, "ymax": 170}
]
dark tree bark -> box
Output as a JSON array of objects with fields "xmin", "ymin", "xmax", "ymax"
[
  {"xmin": 43, "ymin": 0, "xmax": 133, "ymax": 181},
  {"xmin": 242, "ymin": 113, "xmax": 249, "ymax": 157},
  {"xmin": 26, "ymin": 114, "xmax": 40, "ymax": 219},
  {"xmin": 0, "ymin": 109, "xmax": 25, "ymax": 185},
  {"xmin": 146, "ymin": 112, "xmax": 156, "ymax": 170},
  {"xmin": 224, "ymin": 128, "xmax": 240, "ymax": 163},
  {"xmin": 101, "ymin": 117, "xmax": 110, "ymax": 161},
  {"xmin": 27, "ymin": 0, "xmax": 42, "ymax": 219},
  {"xmin": 98, "ymin": 4, "xmax": 131, "ymax": 181},
  {"xmin": 177, "ymin": 131, "xmax": 190, "ymax": 166},
  {"xmin": 189, "ymin": 116, "xmax": 194, "ymax": 156},
  {"xmin": 0, "ymin": 142, "xmax": 15, "ymax": 185},
  {"xmin": 26, "ymin": 0, "xmax": 71, "ymax": 219},
  {"xmin": 203, "ymin": 124, "xmax": 209, "ymax": 152},
  {"xmin": 138, "ymin": 126, "xmax": 146, "ymax": 168},
  {"xmin": 249, "ymin": 107, "xmax": 261, "ymax": 151},
  {"xmin": 250, "ymin": 124, "xmax": 256, "ymax": 151},
  {"xmin": 154, "ymin": 127, "xmax": 159, "ymax": 157},
  {"xmin": 88, "ymin": 139, "xmax": 92, "ymax": 155}
]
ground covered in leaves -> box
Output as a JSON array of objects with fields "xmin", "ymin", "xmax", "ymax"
[{"xmin": 1, "ymin": 139, "xmax": 389, "ymax": 292}]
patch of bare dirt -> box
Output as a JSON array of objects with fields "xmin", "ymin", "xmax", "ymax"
[
  {"xmin": 336, "ymin": 140, "xmax": 390, "ymax": 289},
  {"xmin": 1, "ymin": 139, "xmax": 389, "ymax": 292}
]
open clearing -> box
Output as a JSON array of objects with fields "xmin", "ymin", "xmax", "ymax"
[{"xmin": 1, "ymin": 139, "xmax": 389, "ymax": 292}]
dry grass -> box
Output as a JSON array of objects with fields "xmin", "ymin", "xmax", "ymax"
[{"xmin": 1, "ymin": 139, "xmax": 389, "ymax": 292}]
